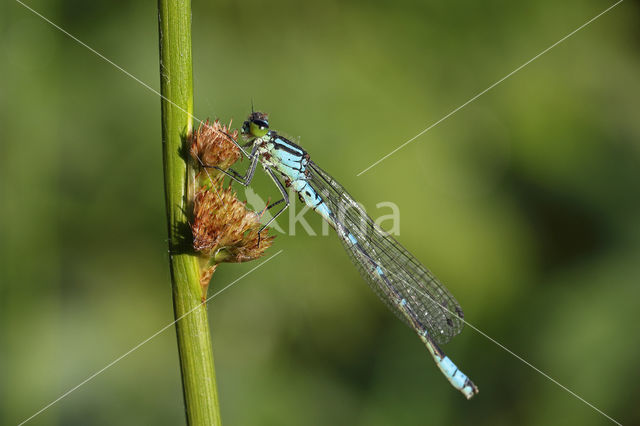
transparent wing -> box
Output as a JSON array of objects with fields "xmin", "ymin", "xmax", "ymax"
[{"xmin": 307, "ymin": 161, "xmax": 465, "ymax": 345}]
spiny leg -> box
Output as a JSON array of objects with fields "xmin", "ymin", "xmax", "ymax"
[
  {"xmin": 266, "ymin": 198, "xmax": 286, "ymax": 211},
  {"xmin": 255, "ymin": 167, "xmax": 290, "ymax": 246},
  {"xmin": 207, "ymin": 143, "xmax": 260, "ymax": 187}
]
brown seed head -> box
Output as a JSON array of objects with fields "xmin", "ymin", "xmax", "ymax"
[
  {"xmin": 192, "ymin": 179, "xmax": 275, "ymax": 263},
  {"xmin": 190, "ymin": 119, "xmax": 241, "ymax": 170}
]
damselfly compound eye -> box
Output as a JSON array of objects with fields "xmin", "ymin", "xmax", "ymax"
[{"xmin": 247, "ymin": 111, "xmax": 270, "ymax": 138}]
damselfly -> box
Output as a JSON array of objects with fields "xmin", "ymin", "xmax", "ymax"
[{"xmin": 214, "ymin": 111, "xmax": 478, "ymax": 399}]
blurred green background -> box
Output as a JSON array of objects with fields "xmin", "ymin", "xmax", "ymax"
[{"xmin": 2, "ymin": 0, "xmax": 639, "ymax": 424}]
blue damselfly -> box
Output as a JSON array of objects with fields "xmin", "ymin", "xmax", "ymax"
[{"xmin": 211, "ymin": 111, "xmax": 478, "ymax": 399}]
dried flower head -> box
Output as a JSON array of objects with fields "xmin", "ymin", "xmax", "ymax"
[
  {"xmin": 192, "ymin": 179, "xmax": 275, "ymax": 263},
  {"xmin": 190, "ymin": 119, "xmax": 241, "ymax": 170},
  {"xmin": 189, "ymin": 118, "xmax": 274, "ymax": 299}
]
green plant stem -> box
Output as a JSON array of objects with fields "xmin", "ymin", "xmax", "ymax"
[{"xmin": 158, "ymin": 1, "xmax": 221, "ymax": 424}]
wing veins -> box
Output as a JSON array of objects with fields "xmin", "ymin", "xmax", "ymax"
[{"xmin": 307, "ymin": 162, "xmax": 464, "ymax": 344}]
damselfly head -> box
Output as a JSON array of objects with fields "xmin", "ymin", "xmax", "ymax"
[{"xmin": 242, "ymin": 111, "xmax": 269, "ymax": 138}]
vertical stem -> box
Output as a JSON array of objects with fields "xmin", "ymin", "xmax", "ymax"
[{"xmin": 158, "ymin": 1, "xmax": 221, "ymax": 424}]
